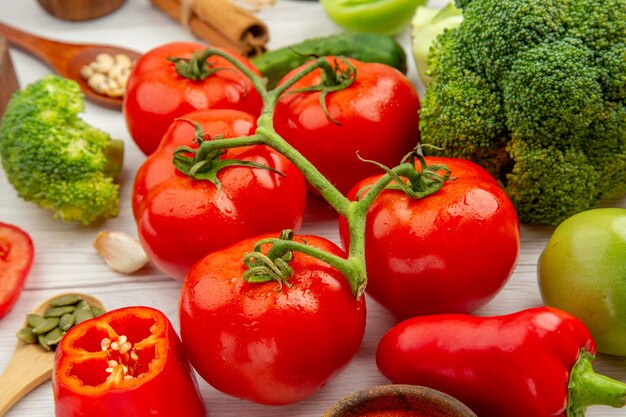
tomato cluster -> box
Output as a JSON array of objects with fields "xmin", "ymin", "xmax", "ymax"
[{"xmin": 123, "ymin": 46, "xmax": 521, "ymax": 408}]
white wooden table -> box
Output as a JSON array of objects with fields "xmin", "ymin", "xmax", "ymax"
[{"xmin": 0, "ymin": 1, "xmax": 625, "ymax": 416}]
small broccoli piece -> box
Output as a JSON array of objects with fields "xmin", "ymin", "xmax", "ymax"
[
  {"xmin": 0, "ymin": 75, "xmax": 123, "ymax": 224},
  {"xmin": 421, "ymin": 0, "xmax": 626, "ymax": 224}
]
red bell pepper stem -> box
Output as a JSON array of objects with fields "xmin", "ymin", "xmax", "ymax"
[
  {"xmin": 568, "ymin": 350, "xmax": 626, "ymax": 416},
  {"xmin": 53, "ymin": 306, "xmax": 206, "ymax": 417},
  {"xmin": 0, "ymin": 222, "xmax": 34, "ymax": 319}
]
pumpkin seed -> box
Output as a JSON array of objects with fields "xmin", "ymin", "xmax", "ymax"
[
  {"xmin": 26, "ymin": 313, "xmax": 46, "ymax": 328},
  {"xmin": 44, "ymin": 327, "xmax": 64, "ymax": 346},
  {"xmin": 16, "ymin": 327, "xmax": 37, "ymax": 344},
  {"xmin": 32, "ymin": 317, "xmax": 60, "ymax": 334},
  {"xmin": 38, "ymin": 334, "xmax": 51, "ymax": 351},
  {"xmin": 74, "ymin": 308, "xmax": 95, "ymax": 324},
  {"xmin": 59, "ymin": 313, "xmax": 75, "ymax": 331},
  {"xmin": 44, "ymin": 305, "xmax": 76, "ymax": 318},
  {"xmin": 17, "ymin": 294, "xmax": 106, "ymax": 352},
  {"xmin": 49, "ymin": 294, "xmax": 82, "ymax": 307},
  {"xmin": 90, "ymin": 306, "xmax": 104, "ymax": 317}
]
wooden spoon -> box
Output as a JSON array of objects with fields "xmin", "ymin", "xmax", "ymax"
[
  {"xmin": 0, "ymin": 34, "xmax": 19, "ymax": 118},
  {"xmin": 0, "ymin": 293, "xmax": 105, "ymax": 417},
  {"xmin": 0, "ymin": 21, "xmax": 141, "ymax": 110}
]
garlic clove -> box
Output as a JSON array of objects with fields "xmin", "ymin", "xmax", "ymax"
[{"xmin": 93, "ymin": 231, "xmax": 149, "ymax": 274}]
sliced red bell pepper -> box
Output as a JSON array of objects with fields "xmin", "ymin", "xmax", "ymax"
[
  {"xmin": 377, "ymin": 306, "xmax": 626, "ymax": 417},
  {"xmin": 0, "ymin": 222, "xmax": 34, "ymax": 318},
  {"xmin": 53, "ymin": 306, "xmax": 206, "ymax": 417}
]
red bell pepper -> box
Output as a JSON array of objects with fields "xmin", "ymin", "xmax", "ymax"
[
  {"xmin": 53, "ymin": 306, "xmax": 206, "ymax": 417},
  {"xmin": 377, "ymin": 307, "xmax": 626, "ymax": 417},
  {"xmin": 0, "ymin": 222, "xmax": 34, "ymax": 318}
]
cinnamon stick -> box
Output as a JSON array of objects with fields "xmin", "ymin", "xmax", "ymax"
[{"xmin": 150, "ymin": 0, "xmax": 269, "ymax": 58}]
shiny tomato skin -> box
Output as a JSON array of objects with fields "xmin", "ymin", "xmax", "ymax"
[
  {"xmin": 339, "ymin": 157, "xmax": 520, "ymax": 318},
  {"xmin": 124, "ymin": 42, "xmax": 263, "ymax": 155},
  {"xmin": 274, "ymin": 57, "xmax": 420, "ymax": 194},
  {"xmin": 132, "ymin": 109, "xmax": 306, "ymax": 280},
  {"xmin": 179, "ymin": 233, "xmax": 367, "ymax": 405}
]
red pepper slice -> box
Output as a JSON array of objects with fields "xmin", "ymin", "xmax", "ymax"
[
  {"xmin": 53, "ymin": 306, "xmax": 206, "ymax": 417},
  {"xmin": 377, "ymin": 307, "xmax": 626, "ymax": 417},
  {"xmin": 0, "ymin": 222, "xmax": 34, "ymax": 318}
]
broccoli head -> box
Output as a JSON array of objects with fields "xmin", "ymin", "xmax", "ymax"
[
  {"xmin": 0, "ymin": 75, "xmax": 124, "ymax": 225},
  {"xmin": 420, "ymin": 0, "xmax": 626, "ymax": 225}
]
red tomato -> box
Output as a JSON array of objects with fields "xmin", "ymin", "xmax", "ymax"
[
  {"xmin": 132, "ymin": 109, "xmax": 306, "ymax": 280},
  {"xmin": 179, "ymin": 232, "xmax": 367, "ymax": 405},
  {"xmin": 0, "ymin": 222, "xmax": 34, "ymax": 318},
  {"xmin": 339, "ymin": 157, "xmax": 520, "ymax": 318},
  {"xmin": 274, "ymin": 57, "xmax": 420, "ymax": 194},
  {"xmin": 124, "ymin": 42, "xmax": 263, "ymax": 155}
]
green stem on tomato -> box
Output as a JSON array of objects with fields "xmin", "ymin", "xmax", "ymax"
[
  {"xmin": 189, "ymin": 49, "xmax": 357, "ymax": 216},
  {"xmin": 185, "ymin": 48, "xmax": 430, "ymax": 298},
  {"xmin": 567, "ymin": 349, "xmax": 626, "ymax": 417},
  {"xmin": 189, "ymin": 48, "xmax": 270, "ymax": 100},
  {"xmin": 172, "ymin": 131, "xmax": 273, "ymax": 184},
  {"xmin": 183, "ymin": 133, "xmax": 267, "ymax": 151},
  {"xmin": 245, "ymin": 237, "xmax": 365, "ymax": 296},
  {"xmin": 338, "ymin": 162, "xmax": 421, "ymax": 295},
  {"xmin": 257, "ymin": 124, "xmax": 352, "ymax": 217},
  {"xmin": 268, "ymin": 58, "xmax": 332, "ymax": 101}
]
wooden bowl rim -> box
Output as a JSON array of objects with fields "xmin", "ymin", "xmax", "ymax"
[
  {"xmin": 36, "ymin": 0, "xmax": 127, "ymax": 21},
  {"xmin": 321, "ymin": 384, "xmax": 477, "ymax": 417}
]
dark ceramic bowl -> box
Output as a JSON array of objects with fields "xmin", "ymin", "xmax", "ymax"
[{"xmin": 322, "ymin": 385, "xmax": 477, "ymax": 417}]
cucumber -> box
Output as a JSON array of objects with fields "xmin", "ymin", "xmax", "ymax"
[{"xmin": 251, "ymin": 32, "xmax": 407, "ymax": 89}]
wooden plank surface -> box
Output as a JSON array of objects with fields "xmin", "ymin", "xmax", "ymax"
[{"xmin": 0, "ymin": 1, "xmax": 625, "ymax": 416}]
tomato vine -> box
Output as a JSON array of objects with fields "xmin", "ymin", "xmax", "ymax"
[{"xmin": 173, "ymin": 48, "xmax": 448, "ymax": 297}]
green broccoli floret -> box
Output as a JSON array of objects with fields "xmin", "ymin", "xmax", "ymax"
[
  {"xmin": 420, "ymin": 0, "xmax": 626, "ymax": 225},
  {"xmin": 0, "ymin": 75, "xmax": 124, "ymax": 225}
]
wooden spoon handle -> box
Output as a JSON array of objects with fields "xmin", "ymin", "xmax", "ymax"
[
  {"xmin": 0, "ymin": 21, "xmax": 82, "ymax": 73},
  {"xmin": 0, "ymin": 34, "xmax": 19, "ymax": 118},
  {"xmin": 0, "ymin": 344, "xmax": 53, "ymax": 417}
]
